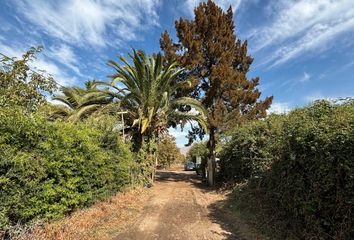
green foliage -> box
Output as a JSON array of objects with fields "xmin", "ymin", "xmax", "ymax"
[
  {"xmin": 220, "ymin": 115, "xmax": 284, "ymax": 181},
  {"xmin": 157, "ymin": 134, "xmax": 184, "ymax": 168},
  {"xmin": 49, "ymin": 81, "xmax": 115, "ymax": 122},
  {"xmin": 0, "ymin": 107, "xmax": 134, "ymax": 230},
  {"xmin": 0, "ymin": 47, "xmax": 56, "ymax": 112},
  {"xmin": 98, "ymin": 49, "xmax": 208, "ymax": 151},
  {"xmin": 220, "ymin": 99, "xmax": 354, "ymax": 239},
  {"xmin": 134, "ymin": 139, "xmax": 157, "ymax": 184},
  {"xmin": 186, "ymin": 141, "xmax": 208, "ymax": 164}
]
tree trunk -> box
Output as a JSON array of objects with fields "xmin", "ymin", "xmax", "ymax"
[
  {"xmin": 132, "ymin": 131, "xmax": 143, "ymax": 152},
  {"xmin": 152, "ymin": 142, "xmax": 158, "ymax": 183},
  {"xmin": 207, "ymin": 128, "xmax": 217, "ymax": 186}
]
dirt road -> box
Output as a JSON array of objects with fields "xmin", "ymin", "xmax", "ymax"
[{"xmin": 115, "ymin": 169, "xmax": 260, "ymax": 240}]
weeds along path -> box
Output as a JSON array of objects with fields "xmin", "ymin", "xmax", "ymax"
[{"xmin": 115, "ymin": 168, "xmax": 262, "ymax": 240}]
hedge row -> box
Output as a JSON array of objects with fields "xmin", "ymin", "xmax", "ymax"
[
  {"xmin": 0, "ymin": 108, "xmax": 134, "ymax": 230},
  {"xmin": 220, "ymin": 100, "xmax": 354, "ymax": 239}
]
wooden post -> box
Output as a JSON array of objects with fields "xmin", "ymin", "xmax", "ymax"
[{"xmin": 117, "ymin": 111, "xmax": 128, "ymax": 142}]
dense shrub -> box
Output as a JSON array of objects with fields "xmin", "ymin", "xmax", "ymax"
[
  {"xmin": 0, "ymin": 108, "xmax": 133, "ymax": 230},
  {"xmin": 220, "ymin": 100, "xmax": 354, "ymax": 239},
  {"xmin": 157, "ymin": 135, "xmax": 184, "ymax": 169},
  {"xmin": 220, "ymin": 115, "xmax": 284, "ymax": 181},
  {"xmin": 134, "ymin": 140, "xmax": 156, "ymax": 184},
  {"xmin": 186, "ymin": 141, "xmax": 208, "ymax": 163},
  {"xmin": 0, "ymin": 47, "xmax": 56, "ymax": 112}
]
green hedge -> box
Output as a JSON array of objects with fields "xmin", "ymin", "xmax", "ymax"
[
  {"xmin": 220, "ymin": 115, "xmax": 284, "ymax": 181},
  {"xmin": 220, "ymin": 100, "xmax": 354, "ymax": 239},
  {"xmin": 0, "ymin": 108, "xmax": 133, "ymax": 229}
]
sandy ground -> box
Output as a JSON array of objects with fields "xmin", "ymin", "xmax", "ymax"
[{"xmin": 115, "ymin": 168, "xmax": 261, "ymax": 240}]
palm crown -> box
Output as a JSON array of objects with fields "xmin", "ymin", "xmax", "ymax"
[
  {"xmin": 50, "ymin": 81, "xmax": 114, "ymax": 122},
  {"xmin": 50, "ymin": 49, "xmax": 207, "ymax": 149},
  {"xmin": 103, "ymin": 49, "xmax": 208, "ymax": 139}
]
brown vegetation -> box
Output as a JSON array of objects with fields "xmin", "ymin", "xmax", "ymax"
[{"xmin": 16, "ymin": 189, "xmax": 148, "ymax": 240}]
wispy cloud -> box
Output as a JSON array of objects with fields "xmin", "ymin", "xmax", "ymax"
[
  {"xmin": 32, "ymin": 58, "xmax": 76, "ymax": 86},
  {"xmin": 299, "ymin": 72, "xmax": 310, "ymax": 83},
  {"xmin": 0, "ymin": 43, "xmax": 23, "ymax": 59},
  {"xmin": 46, "ymin": 44, "xmax": 82, "ymax": 76},
  {"xmin": 14, "ymin": 0, "xmax": 161, "ymax": 47},
  {"xmin": 250, "ymin": 0, "xmax": 354, "ymax": 67},
  {"xmin": 342, "ymin": 60, "xmax": 354, "ymax": 70},
  {"xmin": 184, "ymin": 0, "xmax": 242, "ymax": 15},
  {"xmin": 0, "ymin": 41, "xmax": 76, "ymax": 86}
]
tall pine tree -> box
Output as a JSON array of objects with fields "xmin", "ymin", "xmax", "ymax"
[{"xmin": 160, "ymin": 0, "xmax": 272, "ymax": 184}]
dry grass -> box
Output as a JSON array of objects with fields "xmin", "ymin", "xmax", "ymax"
[{"xmin": 15, "ymin": 188, "xmax": 149, "ymax": 240}]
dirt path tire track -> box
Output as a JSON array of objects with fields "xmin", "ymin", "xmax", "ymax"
[{"xmin": 114, "ymin": 169, "xmax": 260, "ymax": 240}]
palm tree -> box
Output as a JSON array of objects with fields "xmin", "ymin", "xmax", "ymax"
[
  {"xmin": 49, "ymin": 81, "xmax": 115, "ymax": 122},
  {"xmin": 97, "ymin": 49, "xmax": 208, "ymax": 150}
]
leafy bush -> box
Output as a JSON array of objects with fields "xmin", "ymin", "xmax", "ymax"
[
  {"xmin": 186, "ymin": 141, "xmax": 208, "ymax": 163},
  {"xmin": 0, "ymin": 47, "xmax": 56, "ymax": 112},
  {"xmin": 0, "ymin": 107, "xmax": 133, "ymax": 230},
  {"xmin": 220, "ymin": 100, "xmax": 354, "ymax": 239},
  {"xmin": 157, "ymin": 134, "xmax": 184, "ymax": 169},
  {"xmin": 220, "ymin": 115, "xmax": 284, "ymax": 181},
  {"xmin": 134, "ymin": 139, "xmax": 157, "ymax": 184}
]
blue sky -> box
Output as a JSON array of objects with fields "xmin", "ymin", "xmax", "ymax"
[{"xmin": 1, "ymin": 0, "xmax": 354, "ymax": 147}]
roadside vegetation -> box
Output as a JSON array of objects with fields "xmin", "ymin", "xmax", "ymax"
[
  {"xmin": 219, "ymin": 99, "xmax": 354, "ymax": 239},
  {"xmin": 1, "ymin": 0, "xmax": 353, "ymax": 239},
  {"xmin": 186, "ymin": 142, "xmax": 208, "ymax": 164},
  {"xmin": 157, "ymin": 134, "xmax": 185, "ymax": 169}
]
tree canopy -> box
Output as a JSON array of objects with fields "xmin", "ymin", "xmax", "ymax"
[
  {"xmin": 157, "ymin": 134, "xmax": 184, "ymax": 168},
  {"xmin": 160, "ymin": 0, "xmax": 273, "ymax": 184},
  {"xmin": 0, "ymin": 47, "xmax": 56, "ymax": 112},
  {"xmin": 160, "ymin": 0, "xmax": 272, "ymax": 139},
  {"xmin": 97, "ymin": 49, "xmax": 208, "ymax": 150}
]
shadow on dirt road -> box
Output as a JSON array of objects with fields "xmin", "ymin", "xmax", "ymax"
[{"xmin": 114, "ymin": 168, "xmax": 260, "ymax": 240}]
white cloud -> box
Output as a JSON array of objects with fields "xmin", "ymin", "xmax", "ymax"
[
  {"xmin": 46, "ymin": 44, "xmax": 82, "ymax": 76},
  {"xmin": 168, "ymin": 121, "xmax": 208, "ymax": 148},
  {"xmin": 250, "ymin": 0, "xmax": 354, "ymax": 67},
  {"xmin": 304, "ymin": 92, "xmax": 354, "ymax": 103},
  {"xmin": 14, "ymin": 0, "xmax": 161, "ymax": 47},
  {"xmin": 184, "ymin": 0, "xmax": 242, "ymax": 15},
  {"xmin": 299, "ymin": 72, "xmax": 310, "ymax": 83},
  {"xmin": 0, "ymin": 40, "xmax": 24, "ymax": 58},
  {"xmin": 343, "ymin": 60, "xmax": 354, "ymax": 70},
  {"xmin": 168, "ymin": 126, "xmax": 189, "ymax": 148},
  {"xmin": 268, "ymin": 102, "xmax": 291, "ymax": 114},
  {"xmin": 168, "ymin": 127, "xmax": 188, "ymax": 138},
  {"xmin": 305, "ymin": 92, "xmax": 325, "ymax": 102},
  {"xmin": 32, "ymin": 58, "xmax": 76, "ymax": 86},
  {"xmin": 252, "ymin": 0, "xmax": 354, "ymax": 50},
  {"xmin": 0, "ymin": 41, "xmax": 76, "ymax": 86}
]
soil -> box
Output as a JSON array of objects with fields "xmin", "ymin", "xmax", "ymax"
[{"xmin": 114, "ymin": 168, "xmax": 263, "ymax": 240}]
